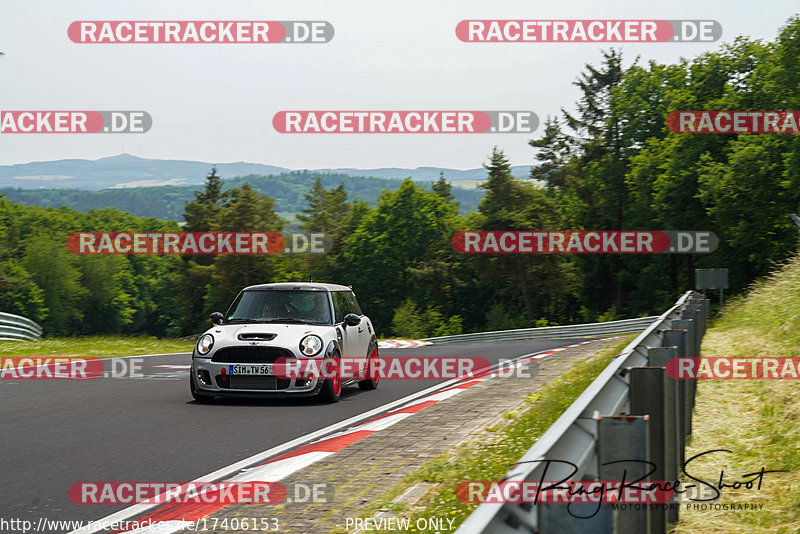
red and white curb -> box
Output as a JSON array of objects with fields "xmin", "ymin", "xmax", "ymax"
[
  {"xmin": 526, "ymin": 338, "xmax": 608, "ymax": 361},
  {"xmin": 78, "ymin": 339, "xmax": 611, "ymax": 534},
  {"xmin": 378, "ymin": 339, "xmax": 433, "ymax": 349}
]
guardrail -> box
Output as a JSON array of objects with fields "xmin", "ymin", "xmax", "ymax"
[
  {"xmin": 423, "ymin": 316, "xmax": 659, "ymax": 344},
  {"xmin": 457, "ymin": 290, "xmax": 708, "ymax": 534},
  {"xmin": 0, "ymin": 312, "xmax": 44, "ymax": 341}
]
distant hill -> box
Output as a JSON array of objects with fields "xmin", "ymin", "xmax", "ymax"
[
  {"xmin": 0, "ymin": 154, "xmax": 534, "ymax": 190},
  {"xmin": 0, "ymin": 171, "xmax": 485, "ymax": 222},
  {"xmin": 308, "ymin": 165, "xmax": 535, "ymax": 183}
]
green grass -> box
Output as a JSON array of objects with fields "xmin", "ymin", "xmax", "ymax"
[
  {"xmin": 703, "ymin": 254, "xmax": 800, "ymax": 360},
  {"xmin": 672, "ymin": 254, "xmax": 800, "ymax": 534},
  {"xmin": 0, "ymin": 335, "xmax": 195, "ymax": 359},
  {"xmin": 355, "ymin": 335, "xmax": 635, "ymax": 531}
]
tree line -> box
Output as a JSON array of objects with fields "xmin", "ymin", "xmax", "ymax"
[
  {"xmin": 0, "ymin": 171, "xmax": 483, "ymax": 222},
  {"xmin": 1, "ymin": 17, "xmax": 799, "ymax": 337}
]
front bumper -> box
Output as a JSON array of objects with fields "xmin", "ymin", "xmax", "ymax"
[
  {"xmin": 192, "ymin": 346, "xmax": 326, "ymax": 397},
  {"xmin": 191, "ymin": 343, "xmax": 332, "ymax": 397}
]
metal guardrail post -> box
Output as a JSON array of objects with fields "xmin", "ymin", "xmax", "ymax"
[
  {"xmin": 681, "ymin": 304, "xmax": 701, "ymax": 357},
  {"xmin": 671, "ymin": 319, "xmax": 697, "ymax": 416},
  {"xmin": 700, "ymin": 298, "xmax": 709, "ymax": 336},
  {"xmin": 687, "ymin": 297, "xmax": 709, "ymax": 433},
  {"xmin": 662, "ymin": 329, "xmax": 689, "ymax": 439},
  {"xmin": 629, "ymin": 367, "xmax": 668, "ymax": 534},
  {"xmin": 698, "ymin": 298, "xmax": 708, "ymax": 348},
  {"xmin": 597, "ymin": 416, "xmax": 650, "ymax": 534},
  {"xmin": 687, "ymin": 296, "xmax": 709, "ymax": 404},
  {"xmin": 647, "ymin": 346, "xmax": 680, "ymax": 525},
  {"xmin": 690, "ymin": 297, "xmax": 708, "ymax": 343},
  {"xmin": 672, "ymin": 318, "xmax": 695, "ymax": 358},
  {"xmin": 662, "ymin": 329, "xmax": 687, "ymax": 359}
]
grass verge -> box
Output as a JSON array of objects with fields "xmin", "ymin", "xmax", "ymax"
[
  {"xmin": 349, "ymin": 335, "xmax": 636, "ymax": 532},
  {"xmin": 0, "ymin": 335, "xmax": 195, "ymax": 359},
  {"xmin": 671, "ymin": 255, "xmax": 800, "ymax": 534}
]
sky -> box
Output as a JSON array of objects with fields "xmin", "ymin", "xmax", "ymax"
[{"xmin": 0, "ymin": 0, "xmax": 798, "ymax": 170}]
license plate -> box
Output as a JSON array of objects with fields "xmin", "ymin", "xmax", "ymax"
[{"xmin": 228, "ymin": 364, "xmax": 273, "ymax": 375}]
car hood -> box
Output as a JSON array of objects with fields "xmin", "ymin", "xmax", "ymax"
[{"xmin": 207, "ymin": 322, "xmax": 336, "ymax": 345}]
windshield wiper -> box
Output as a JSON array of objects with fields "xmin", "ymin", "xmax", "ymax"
[
  {"xmin": 260, "ymin": 319, "xmax": 310, "ymax": 324},
  {"xmin": 225, "ymin": 318, "xmax": 263, "ymax": 324}
]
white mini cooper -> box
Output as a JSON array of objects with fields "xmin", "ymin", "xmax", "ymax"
[{"xmin": 190, "ymin": 282, "xmax": 380, "ymax": 403}]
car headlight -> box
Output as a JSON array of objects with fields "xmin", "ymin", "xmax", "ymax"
[
  {"xmin": 299, "ymin": 335, "xmax": 323, "ymax": 356},
  {"xmin": 196, "ymin": 334, "xmax": 214, "ymax": 355}
]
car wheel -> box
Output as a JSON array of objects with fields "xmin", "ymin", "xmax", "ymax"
[
  {"xmin": 319, "ymin": 351, "xmax": 342, "ymax": 403},
  {"xmin": 358, "ymin": 345, "xmax": 380, "ymax": 391},
  {"xmin": 190, "ymin": 371, "xmax": 216, "ymax": 403}
]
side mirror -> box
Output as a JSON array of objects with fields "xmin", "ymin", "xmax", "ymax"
[
  {"xmin": 344, "ymin": 313, "xmax": 361, "ymax": 327},
  {"xmin": 210, "ymin": 312, "xmax": 225, "ymax": 325}
]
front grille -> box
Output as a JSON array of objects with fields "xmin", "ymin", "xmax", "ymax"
[
  {"xmin": 211, "ymin": 346, "xmax": 293, "ymax": 363},
  {"xmin": 226, "ymin": 376, "xmax": 290, "ymax": 390},
  {"xmin": 231, "ymin": 376, "xmax": 276, "ymax": 390}
]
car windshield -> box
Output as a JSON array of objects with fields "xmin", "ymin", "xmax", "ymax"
[{"xmin": 225, "ymin": 290, "xmax": 332, "ymax": 326}]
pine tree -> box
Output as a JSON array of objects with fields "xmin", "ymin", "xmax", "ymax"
[
  {"xmin": 183, "ymin": 167, "xmax": 225, "ymax": 232},
  {"xmin": 479, "ymin": 147, "xmax": 516, "ymax": 229},
  {"xmin": 432, "ymin": 172, "xmax": 455, "ymax": 204},
  {"xmin": 296, "ymin": 178, "xmax": 351, "ymax": 235}
]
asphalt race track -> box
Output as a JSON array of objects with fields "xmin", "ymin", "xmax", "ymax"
[{"xmin": 1, "ymin": 338, "xmax": 589, "ymax": 532}]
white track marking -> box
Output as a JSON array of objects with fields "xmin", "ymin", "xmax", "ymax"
[
  {"xmin": 351, "ymin": 412, "xmax": 415, "ymax": 431},
  {"xmin": 229, "ymin": 451, "xmax": 333, "ymax": 482},
  {"xmin": 404, "ymin": 388, "xmax": 465, "ymax": 405}
]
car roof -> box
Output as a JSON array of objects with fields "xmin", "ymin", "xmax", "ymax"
[{"xmin": 242, "ymin": 282, "xmax": 352, "ymax": 292}]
